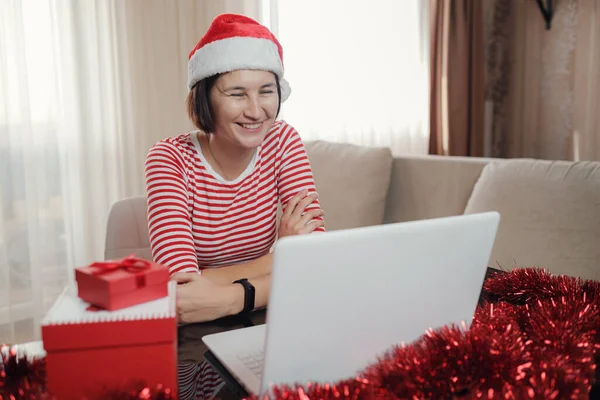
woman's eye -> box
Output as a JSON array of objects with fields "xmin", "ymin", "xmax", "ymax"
[
  {"xmin": 260, "ymin": 90, "xmax": 274, "ymax": 95},
  {"xmin": 230, "ymin": 93, "xmax": 244, "ymax": 97}
]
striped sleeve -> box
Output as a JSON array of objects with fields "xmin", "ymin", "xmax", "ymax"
[
  {"xmin": 276, "ymin": 123, "xmax": 326, "ymax": 232},
  {"xmin": 145, "ymin": 141, "xmax": 199, "ymax": 275}
]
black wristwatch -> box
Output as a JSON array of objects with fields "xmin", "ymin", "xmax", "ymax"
[{"xmin": 233, "ymin": 278, "xmax": 255, "ymax": 314}]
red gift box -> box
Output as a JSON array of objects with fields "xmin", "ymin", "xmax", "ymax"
[
  {"xmin": 75, "ymin": 254, "xmax": 169, "ymax": 311},
  {"xmin": 41, "ymin": 282, "xmax": 178, "ymax": 400}
]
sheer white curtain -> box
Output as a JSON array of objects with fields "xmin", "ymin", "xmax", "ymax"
[
  {"xmin": 0, "ymin": 0, "xmax": 66, "ymax": 345},
  {"xmin": 0, "ymin": 0, "xmax": 260, "ymax": 345},
  {"xmin": 268, "ymin": 0, "xmax": 430, "ymax": 155}
]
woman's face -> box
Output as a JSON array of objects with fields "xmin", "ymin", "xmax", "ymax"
[{"xmin": 209, "ymin": 69, "xmax": 279, "ymax": 150}]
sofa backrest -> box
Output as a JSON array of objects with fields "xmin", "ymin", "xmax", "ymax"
[
  {"xmin": 383, "ymin": 155, "xmax": 492, "ymax": 224},
  {"xmin": 304, "ymin": 141, "xmax": 496, "ymax": 227}
]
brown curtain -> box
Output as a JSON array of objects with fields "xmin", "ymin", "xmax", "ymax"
[
  {"xmin": 429, "ymin": 0, "xmax": 484, "ymax": 157},
  {"xmin": 485, "ymin": 0, "xmax": 600, "ymax": 161}
]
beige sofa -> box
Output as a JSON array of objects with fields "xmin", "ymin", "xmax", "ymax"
[{"xmin": 105, "ymin": 141, "xmax": 600, "ymax": 281}]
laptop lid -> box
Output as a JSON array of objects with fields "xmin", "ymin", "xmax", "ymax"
[{"xmin": 259, "ymin": 212, "xmax": 500, "ymax": 396}]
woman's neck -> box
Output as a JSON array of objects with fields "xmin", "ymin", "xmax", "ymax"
[{"xmin": 200, "ymin": 133, "xmax": 256, "ymax": 181}]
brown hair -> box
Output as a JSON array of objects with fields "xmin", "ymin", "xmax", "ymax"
[{"xmin": 186, "ymin": 72, "xmax": 282, "ymax": 133}]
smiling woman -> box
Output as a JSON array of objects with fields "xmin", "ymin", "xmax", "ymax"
[{"xmin": 144, "ymin": 13, "xmax": 325, "ymax": 398}]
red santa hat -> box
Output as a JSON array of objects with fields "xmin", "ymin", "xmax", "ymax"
[{"xmin": 187, "ymin": 13, "xmax": 291, "ymax": 102}]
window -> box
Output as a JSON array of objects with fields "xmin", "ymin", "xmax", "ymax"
[{"xmin": 264, "ymin": 0, "xmax": 430, "ymax": 155}]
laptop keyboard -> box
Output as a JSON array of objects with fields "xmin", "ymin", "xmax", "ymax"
[{"xmin": 238, "ymin": 350, "xmax": 264, "ymax": 376}]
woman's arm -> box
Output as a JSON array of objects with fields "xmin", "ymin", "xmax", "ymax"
[
  {"xmin": 173, "ymin": 272, "xmax": 271, "ymax": 323},
  {"xmin": 173, "ymin": 188, "xmax": 323, "ymax": 323},
  {"xmin": 225, "ymin": 274, "xmax": 271, "ymax": 314},
  {"xmin": 145, "ymin": 141, "xmax": 199, "ymax": 275},
  {"xmin": 276, "ymin": 124, "xmax": 326, "ymax": 232},
  {"xmin": 199, "ymin": 188, "xmax": 325, "ymax": 286},
  {"xmin": 200, "ymin": 253, "xmax": 273, "ymax": 285}
]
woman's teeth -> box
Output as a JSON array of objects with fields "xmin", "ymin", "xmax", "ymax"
[{"xmin": 239, "ymin": 123, "xmax": 261, "ymax": 129}]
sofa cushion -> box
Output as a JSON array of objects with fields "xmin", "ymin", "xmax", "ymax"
[
  {"xmin": 304, "ymin": 140, "xmax": 393, "ymax": 231},
  {"xmin": 464, "ymin": 159, "xmax": 600, "ymax": 280}
]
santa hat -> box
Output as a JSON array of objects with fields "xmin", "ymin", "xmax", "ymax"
[{"xmin": 187, "ymin": 14, "xmax": 291, "ymax": 102}]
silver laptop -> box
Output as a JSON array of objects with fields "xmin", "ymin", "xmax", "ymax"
[{"xmin": 203, "ymin": 212, "xmax": 500, "ymax": 397}]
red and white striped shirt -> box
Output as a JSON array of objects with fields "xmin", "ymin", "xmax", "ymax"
[{"xmin": 144, "ymin": 120, "xmax": 325, "ymax": 276}]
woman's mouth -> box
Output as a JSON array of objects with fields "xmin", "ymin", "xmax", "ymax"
[{"xmin": 237, "ymin": 122, "xmax": 263, "ymax": 132}]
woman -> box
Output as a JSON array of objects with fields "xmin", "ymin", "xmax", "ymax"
[{"xmin": 144, "ymin": 13, "xmax": 325, "ymax": 398}]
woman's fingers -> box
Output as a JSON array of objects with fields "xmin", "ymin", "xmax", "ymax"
[
  {"xmin": 291, "ymin": 192, "xmax": 318, "ymax": 219},
  {"xmin": 299, "ymin": 218, "xmax": 326, "ymax": 234},
  {"xmin": 279, "ymin": 190, "xmax": 323, "ymax": 238},
  {"xmin": 296, "ymin": 209, "xmax": 325, "ymax": 228},
  {"xmin": 282, "ymin": 189, "xmax": 308, "ymax": 218}
]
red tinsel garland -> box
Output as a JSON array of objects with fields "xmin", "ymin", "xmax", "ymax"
[
  {"xmin": 2, "ymin": 267, "xmax": 599, "ymax": 399},
  {"xmin": 261, "ymin": 378, "xmax": 394, "ymax": 400},
  {"xmin": 365, "ymin": 322, "xmax": 529, "ymax": 399},
  {"xmin": 0, "ymin": 345, "xmax": 48, "ymax": 399},
  {"xmin": 483, "ymin": 268, "xmax": 600, "ymax": 306}
]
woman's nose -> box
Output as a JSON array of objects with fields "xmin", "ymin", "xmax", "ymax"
[{"xmin": 243, "ymin": 97, "xmax": 262, "ymax": 119}]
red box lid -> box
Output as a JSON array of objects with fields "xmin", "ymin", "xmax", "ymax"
[
  {"xmin": 41, "ymin": 282, "xmax": 177, "ymax": 351},
  {"xmin": 75, "ymin": 258, "xmax": 169, "ymax": 294}
]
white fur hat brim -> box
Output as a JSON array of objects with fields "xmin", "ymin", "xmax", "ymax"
[{"xmin": 188, "ymin": 36, "xmax": 291, "ymax": 103}]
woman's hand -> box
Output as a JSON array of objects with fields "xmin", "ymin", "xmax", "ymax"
[
  {"xmin": 278, "ymin": 189, "xmax": 325, "ymax": 238},
  {"xmin": 172, "ymin": 272, "xmax": 243, "ymax": 324}
]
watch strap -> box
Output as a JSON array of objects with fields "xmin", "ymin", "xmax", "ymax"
[{"xmin": 233, "ymin": 278, "xmax": 255, "ymax": 314}]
